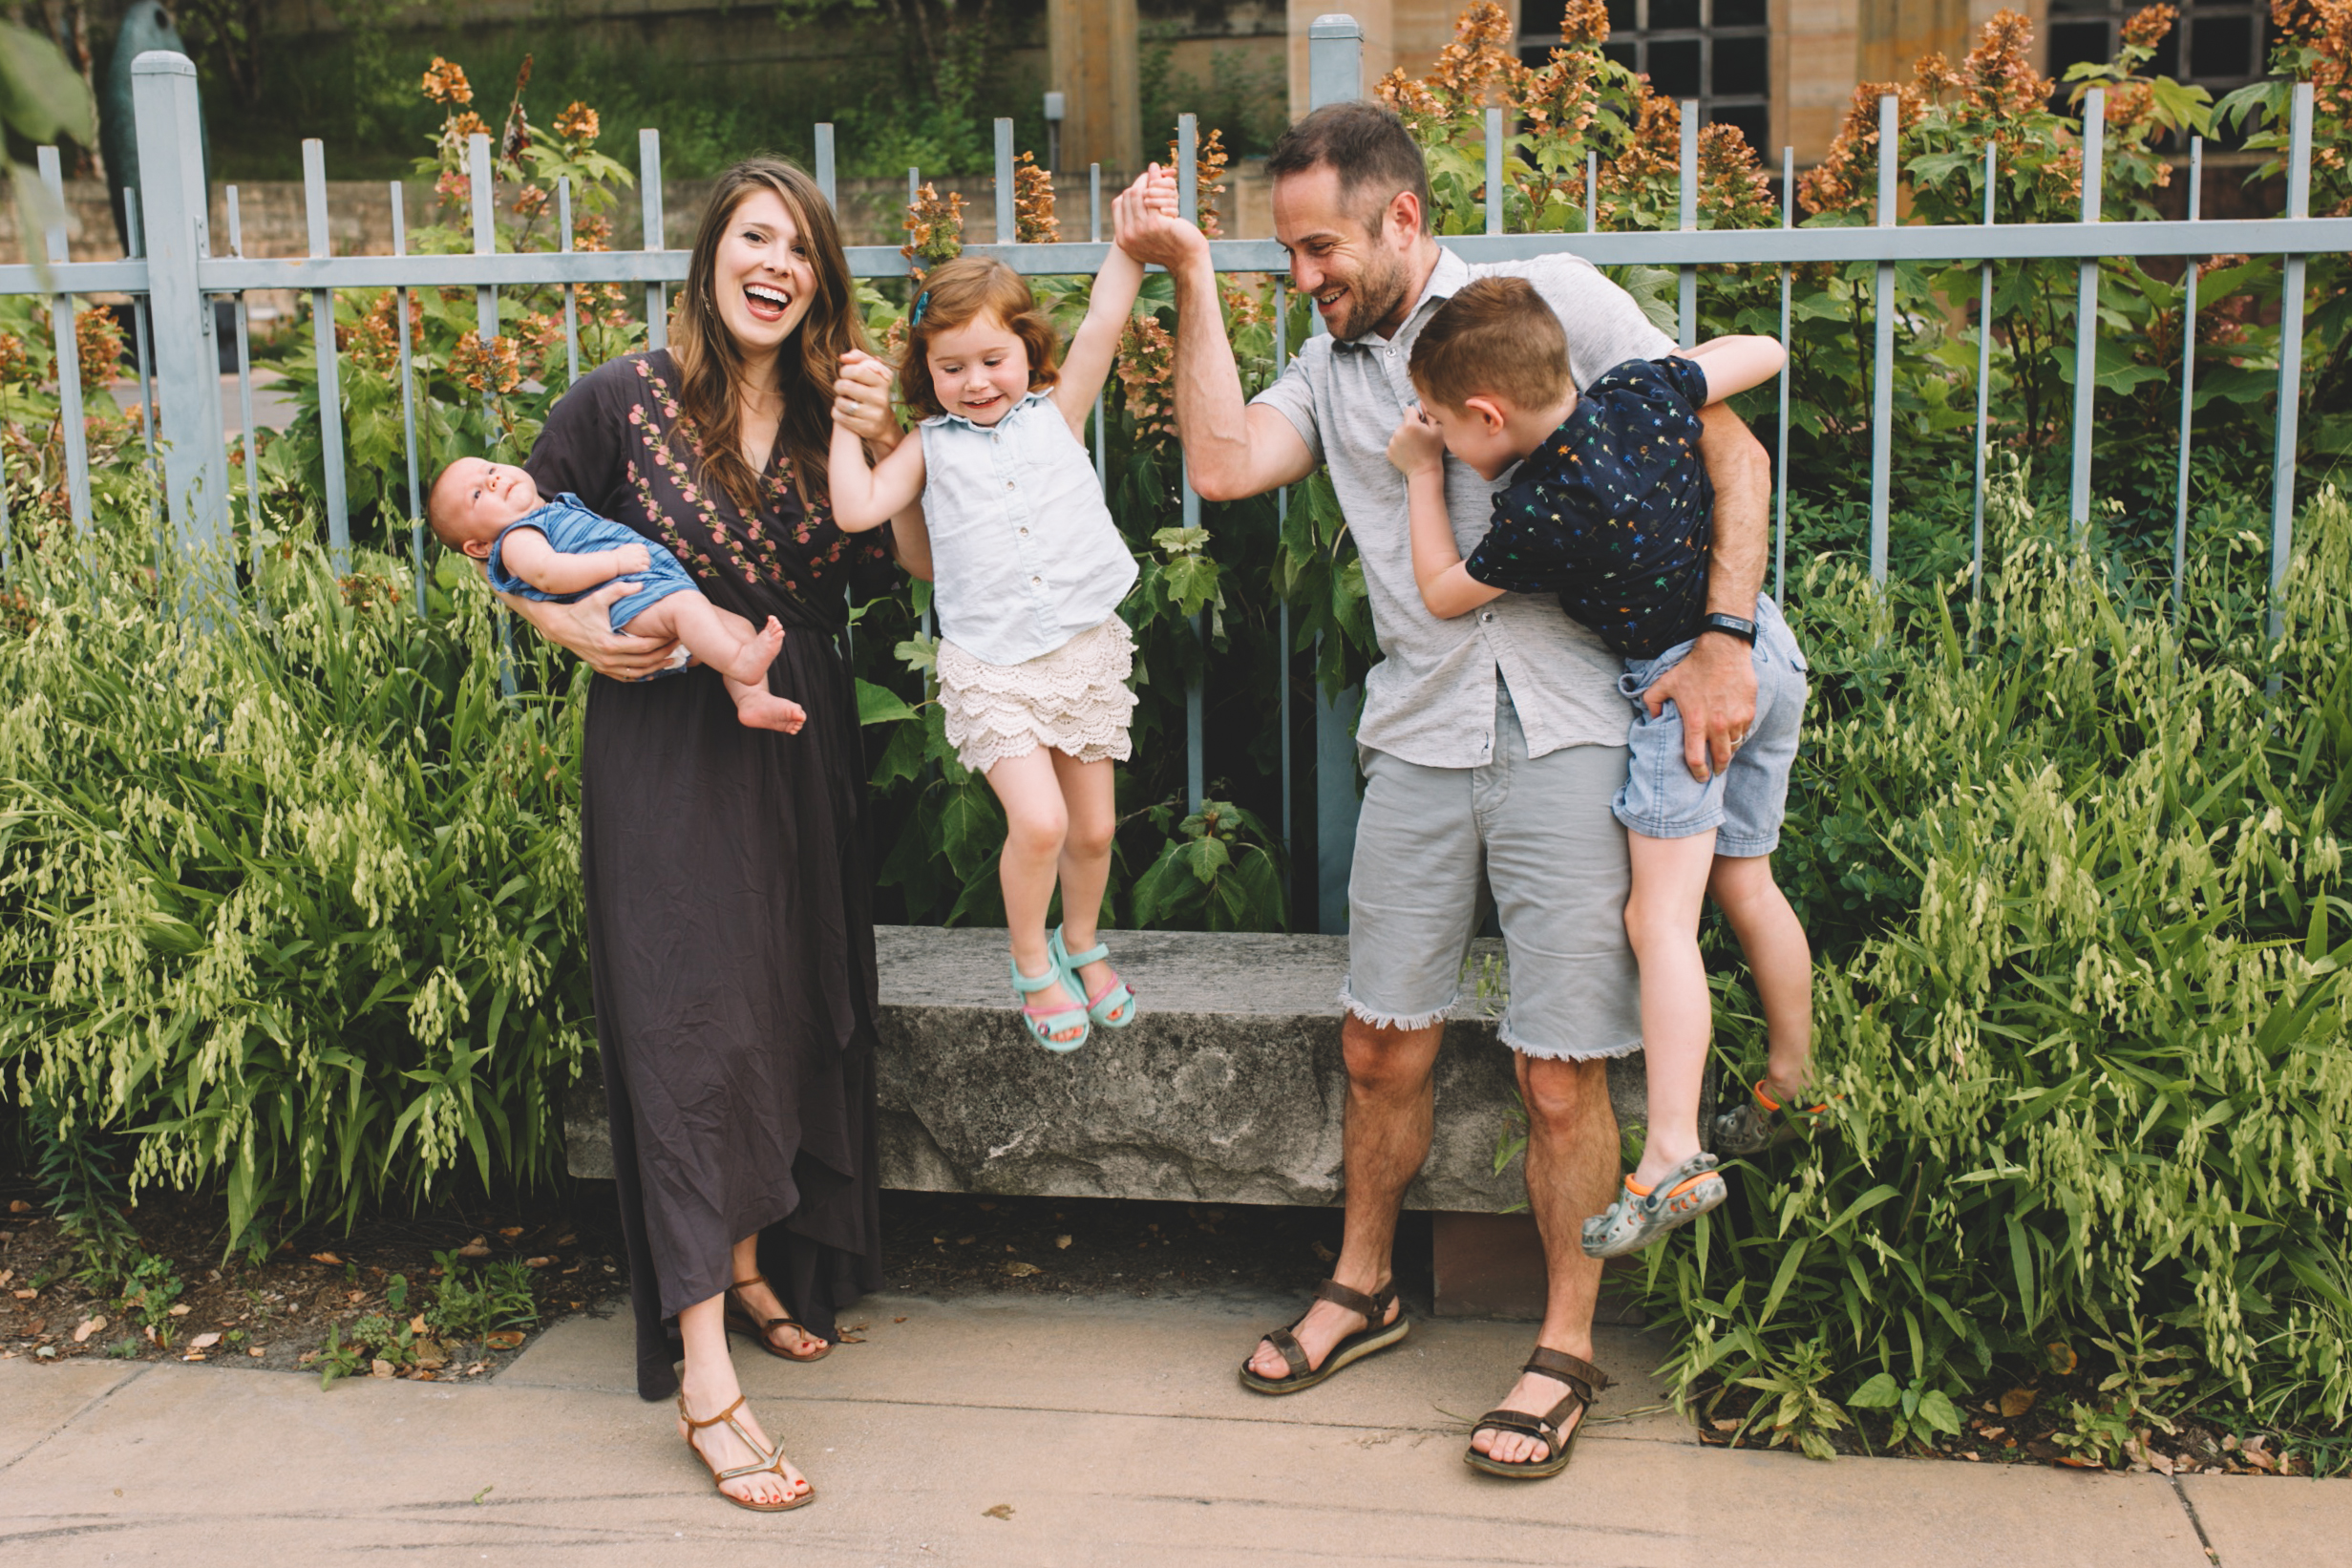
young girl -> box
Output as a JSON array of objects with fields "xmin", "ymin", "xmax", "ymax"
[{"xmin": 829, "ymin": 252, "xmax": 1144, "ymax": 1051}]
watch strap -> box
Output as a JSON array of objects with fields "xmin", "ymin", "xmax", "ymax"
[{"xmin": 1700, "ymin": 612, "xmax": 1758, "ymax": 644}]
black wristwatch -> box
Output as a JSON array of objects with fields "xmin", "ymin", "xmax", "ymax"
[{"xmin": 1700, "ymin": 612, "xmax": 1758, "ymax": 645}]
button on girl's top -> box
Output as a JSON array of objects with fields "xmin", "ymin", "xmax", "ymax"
[{"xmin": 919, "ymin": 391, "xmax": 1139, "ymax": 667}]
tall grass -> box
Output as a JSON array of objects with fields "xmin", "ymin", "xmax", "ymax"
[
  {"xmin": 1653, "ymin": 472, "xmax": 2352, "ymax": 1445},
  {"xmin": 0, "ymin": 526, "xmax": 591, "ymax": 1253}
]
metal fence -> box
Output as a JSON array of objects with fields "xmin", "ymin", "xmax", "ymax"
[{"xmin": 5, "ymin": 26, "xmax": 2349, "ymax": 933}]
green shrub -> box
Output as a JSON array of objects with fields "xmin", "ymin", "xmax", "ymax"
[
  {"xmin": 0, "ymin": 522, "xmax": 592, "ymax": 1255},
  {"xmin": 426, "ymin": 1249, "xmax": 540, "ymax": 1343},
  {"xmin": 1646, "ymin": 473, "xmax": 2352, "ymax": 1444}
]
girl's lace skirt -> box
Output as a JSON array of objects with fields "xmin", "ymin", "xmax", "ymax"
[{"xmin": 936, "ymin": 615, "xmax": 1138, "ymax": 774}]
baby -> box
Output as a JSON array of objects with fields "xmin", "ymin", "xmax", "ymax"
[
  {"xmin": 427, "ymin": 456, "xmax": 806, "ymax": 733},
  {"xmin": 1386, "ymin": 276, "xmax": 1816, "ymax": 1260}
]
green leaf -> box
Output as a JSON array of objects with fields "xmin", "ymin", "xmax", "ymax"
[
  {"xmin": 1849, "ymin": 1372, "xmax": 1903, "ymax": 1409},
  {"xmin": 1916, "ymin": 1389, "xmax": 1964, "ymax": 1437},
  {"xmin": 855, "ymin": 679, "xmax": 919, "ymax": 727},
  {"xmin": 0, "ymin": 23, "xmax": 95, "ymax": 146}
]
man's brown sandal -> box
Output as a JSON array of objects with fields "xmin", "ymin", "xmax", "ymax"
[
  {"xmin": 723, "ymin": 1273, "xmax": 832, "ymax": 1363},
  {"xmin": 1238, "ymin": 1279, "xmax": 1409, "ymax": 1395},
  {"xmin": 677, "ymin": 1391, "xmax": 816, "ymax": 1512},
  {"xmin": 1463, "ymin": 1348, "xmax": 1610, "ymax": 1479}
]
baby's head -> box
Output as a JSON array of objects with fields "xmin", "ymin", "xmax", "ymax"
[
  {"xmin": 1407, "ymin": 276, "xmax": 1577, "ymax": 481},
  {"xmin": 427, "ymin": 456, "xmax": 544, "ymax": 559},
  {"xmin": 899, "ymin": 256, "xmax": 1061, "ymax": 427}
]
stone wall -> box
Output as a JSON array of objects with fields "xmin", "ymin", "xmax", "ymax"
[{"xmin": 563, "ymin": 925, "xmax": 1667, "ymax": 1212}]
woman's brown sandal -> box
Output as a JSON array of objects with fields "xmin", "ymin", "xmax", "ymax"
[
  {"xmin": 676, "ymin": 1391, "xmax": 816, "ymax": 1512},
  {"xmin": 723, "ymin": 1273, "xmax": 832, "ymax": 1363},
  {"xmin": 1463, "ymin": 1348, "xmax": 1610, "ymax": 1480},
  {"xmin": 1238, "ymin": 1279, "xmax": 1409, "ymax": 1395}
]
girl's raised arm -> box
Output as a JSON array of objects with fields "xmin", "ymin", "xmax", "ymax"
[
  {"xmin": 829, "ymin": 415, "xmax": 927, "ymax": 533},
  {"xmin": 1672, "ymin": 334, "xmax": 1787, "ymax": 404},
  {"xmin": 1052, "ymin": 244, "xmax": 1147, "ymax": 437}
]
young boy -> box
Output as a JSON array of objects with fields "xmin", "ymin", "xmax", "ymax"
[
  {"xmin": 428, "ymin": 456, "xmax": 807, "ymax": 733},
  {"xmin": 1384, "ymin": 275, "xmax": 1817, "ymax": 1258}
]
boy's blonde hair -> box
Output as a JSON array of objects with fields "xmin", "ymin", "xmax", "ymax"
[
  {"xmin": 1408, "ymin": 276, "xmax": 1571, "ymax": 413},
  {"xmin": 899, "ymin": 256, "xmax": 1061, "ymax": 419}
]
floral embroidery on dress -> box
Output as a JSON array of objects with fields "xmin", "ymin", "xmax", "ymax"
[{"xmin": 615, "ymin": 353, "xmax": 871, "ymax": 596}]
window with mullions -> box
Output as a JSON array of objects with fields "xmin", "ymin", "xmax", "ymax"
[
  {"xmin": 1520, "ymin": 0, "xmax": 1771, "ymax": 154},
  {"xmin": 2045, "ymin": 0, "xmax": 2272, "ymax": 133}
]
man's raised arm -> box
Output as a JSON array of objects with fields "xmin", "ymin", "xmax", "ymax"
[
  {"xmin": 1642, "ymin": 401, "xmax": 1769, "ymax": 781},
  {"xmin": 1112, "ymin": 170, "xmax": 1315, "ymax": 503}
]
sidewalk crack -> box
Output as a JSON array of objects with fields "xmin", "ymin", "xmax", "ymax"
[
  {"xmin": 2169, "ymin": 1473, "xmax": 2222, "ymax": 1566},
  {"xmin": 0, "ymin": 1362, "xmax": 158, "ymax": 1477}
]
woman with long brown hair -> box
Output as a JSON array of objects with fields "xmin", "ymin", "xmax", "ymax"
[{"xmin": 500, "ymin": 157, "xmax": 926, "ymax": 1511}]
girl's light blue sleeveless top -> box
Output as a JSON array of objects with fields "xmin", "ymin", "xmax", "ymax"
[{"xmin": 918, "ymin": 392, "xmax": 1139, "ymax": 667}]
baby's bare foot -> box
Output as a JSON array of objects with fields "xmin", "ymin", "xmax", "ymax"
[{"xmin": 735, "ymin": 691, "xmax": 808, "ymax": 733}]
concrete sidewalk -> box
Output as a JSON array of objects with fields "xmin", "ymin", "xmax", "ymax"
[{"xmin": 0, "ymin": 1288, "xmax": 2337, "ymax": 1566}]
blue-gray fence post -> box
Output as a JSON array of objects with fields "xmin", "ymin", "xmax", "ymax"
[
  {"xmin": 814, "ymin": 123, "xmax": 837, "ymax": 207},
  {"xmin": 1091, "ymin": 162, "xmax": 1106, "ymax": 495},
  {"xmin": 2069, "ymin": 90, "xmax": 2105, "ymax": 539},
  {"xmin": 1677, "ymin": 101, "xmax": 1697, "ymax": 347},
  {"xmin": 1308, "ymin": 12, "xmax": 1363, "ymax": 112},
  {"xmin": 2269, "ymin": 81, "xmax": 2314, "ymax": 646},
  {"xmin": 641, "ymin": 130, "xmax": 666, "ymax": 350},
  {"xmin": 39, "ymin": 146, "xmax": 92, "ymax": 535},
  {"xmin": 1484, "ymin": 106, "xmax": 1504, "ymax": 237},
  {"xmin": 130, "ymin": 53, "xmax": 228, "ymax": 576},
  {"xmin": 558, "ymin": 177, "xmax": 580, "ymax": 386},
  {"xmin": 1972, "ymin": 141, "xmax": 1995, "ymax": 633},
  {"xmin": 468, "ymin": 132, "xmax": 498, "ymax": 405},
  {"xmin": 391, "ymin": 180, "xmax": 425, "ymax": 616},
  {"xmin": 1774, "ymin": 146, "xmax": 1792, "ymax": 603},
  {"xmin": 120, "ymin": 190, "xmax": 158, "ymax": 478},
  {"xmin": 1308, "ymin": 11, "xmax": 1364, "ymax": 937},
  {"xmin": 2174, "ymin": 136, "xmax": 2202, "ymax": 628},
  {"xmin": 1275, "ymin": 278, "xmax": 1291, "ymax": 861},
  {"xmin": 225, "ymin": 186, "xmax": 257, "ymax": 584},
  {"xmin": 303, "ymin": 139, "xmax": 350, "ymax": 568},
  {"xmin": 994, "ymin": 118, "xmax": 1017, "ymax": 243},
  {"xmin": 1868, "ymin": 94, "xmax": 1896, "ymax": 585},
  {"xmin": 1177, "ymin": 112, "xmax": 1205, "ymax": 816}
]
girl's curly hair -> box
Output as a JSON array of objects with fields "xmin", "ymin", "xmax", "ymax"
[{"xmin": 899, "ymin": 256, "xmax": 1061, "ymax": 419}]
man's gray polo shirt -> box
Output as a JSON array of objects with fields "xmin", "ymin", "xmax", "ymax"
[{"xmin": 1252, "ymin": 246, "xmax": 1672, "ymax": 770}]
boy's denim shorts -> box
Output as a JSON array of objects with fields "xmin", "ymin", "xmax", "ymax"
[
  {"xmin": 1341, "ymin": 686, "xmax": 1644, "ymax": 1064},
  {"xmin": 1613, "ymin": 594, "xmax": 1808, "ymax": 858}
]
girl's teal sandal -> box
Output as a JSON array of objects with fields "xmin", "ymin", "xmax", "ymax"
[
  {"xmin": 1011, "ymin": 958, "xmax": 1090, "ymax": 1052},
  {"xmin": 1050, "ymin": 927, "xmax": 1137, "ymax": 1029}
]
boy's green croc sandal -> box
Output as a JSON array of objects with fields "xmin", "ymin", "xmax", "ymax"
[
  {"xmin": 1712, "ymin": 1079, "xmax": 1828, "ymax": 1156},
  {"xmin": 1050, "ymin": 926, "xmax": 1137, "ymax": 1029},
  {"xmin": 1010, "ymin": 957, "xmax": 1090, "ymax": 1052},
  {"xmin": 1579, "ymin": 1153, "xmax": 1725, "ymax": 1259}
]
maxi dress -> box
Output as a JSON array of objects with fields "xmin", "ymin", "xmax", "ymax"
[{"xmin": 525, "ymin": 349, "xmax": 891, "ymax": 1402}]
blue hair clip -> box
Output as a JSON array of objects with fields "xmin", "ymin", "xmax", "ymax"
[{"xmin": 910, "ymin": 289, "xmax": 931, "ymax": 329}]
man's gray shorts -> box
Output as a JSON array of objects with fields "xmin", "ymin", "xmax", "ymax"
[{"xmin": 1341, "ymin": 686, "xmax": 1643, "ymax": 1062}]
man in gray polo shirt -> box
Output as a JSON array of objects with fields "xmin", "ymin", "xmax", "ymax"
[{"xmin": 1115, "ymin": 101, "xmax": 1769, "ymax": 1476}]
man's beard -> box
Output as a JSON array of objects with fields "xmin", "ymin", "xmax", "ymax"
[{"xmin": 1330, "ymin": 245, "xmax": 1413, "ymax": 342}]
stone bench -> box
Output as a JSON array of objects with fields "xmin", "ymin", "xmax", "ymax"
[
  {"xmin": 564, "ymin": 926, "xmax": 1653, "ymax": 1210},
  {"xmin": 563, "ymin": 927, "xmax": 1667, "ymax": 1315}
]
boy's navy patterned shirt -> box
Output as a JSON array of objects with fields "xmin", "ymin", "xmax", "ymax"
[{"xmin": 1461, "ymin": 354, "xmax": 1713, "ymax": 660}]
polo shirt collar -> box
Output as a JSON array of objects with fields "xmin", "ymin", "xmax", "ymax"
[{"xmin": 1332, "ymin": 245, "xmax": 1472, "ymax": 353}]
